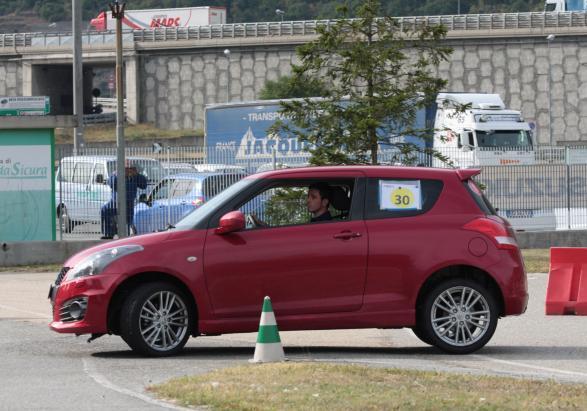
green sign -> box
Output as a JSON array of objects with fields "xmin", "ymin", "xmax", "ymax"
[
  {"xmin": 0, "ymin": 129, "xmax": 55, "ymax": 241},
  {"xmin": 0, "ymin": 96, "xmax": 50, "ymax": 116}
]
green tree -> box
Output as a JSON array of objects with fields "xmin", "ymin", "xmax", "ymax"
[
  {"xmin": 259, "ymin": 75, "xmax": 329, "ymax": 99},
  {"xmin": 271, "ymin": 0, "xmax": 452, "ymax": 165}
]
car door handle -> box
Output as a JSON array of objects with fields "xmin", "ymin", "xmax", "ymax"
[{"xmin": 333, "ymin": 231, "xmax": 362, "ymax": 240}]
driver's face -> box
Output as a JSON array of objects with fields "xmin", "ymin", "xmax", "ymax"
[{"xmin": 307, "ymin": 188, "xmax": 324, "ymax": 213}]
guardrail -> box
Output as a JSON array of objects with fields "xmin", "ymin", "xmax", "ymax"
[{"xmin": 1, "ymin": 12, "xmax": 587, "ymax": 48}]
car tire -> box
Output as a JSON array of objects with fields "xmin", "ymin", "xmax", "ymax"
[
  {"xmin": 120, "ymin": 282, "xmax": 193, "ymax": 357},
  {"xmin": 58, "ymin": 206, "xmax": 75, "ymax": 233},
  {"xmin": 420, "ymin": 278, "xmax": 498, "ymax": 354}
]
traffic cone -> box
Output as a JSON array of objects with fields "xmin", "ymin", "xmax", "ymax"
[{"xmin": 251, "ymin": 296, "xmax": 285, "ymax": 363}]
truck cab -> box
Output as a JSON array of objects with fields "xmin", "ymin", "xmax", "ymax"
[
  {"xmin": 545, "ymin": 0, "xmax": 584, "ymax": 12},
  {"xmin": 432, "ymin": 93, "xmax": 534, "ymax": 169}
]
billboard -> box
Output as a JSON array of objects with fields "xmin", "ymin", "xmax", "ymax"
[{"xmin": 0, "ymin": 96, "xmax": 50, "ymax": 116}]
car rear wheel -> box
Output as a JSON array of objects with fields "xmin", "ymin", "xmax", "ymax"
[
  {"xmin": 120, "ymin": 282, "xmax": 193, "ymax": 357},
  {"xmin": 421, "ymin": 278, "xmax": 498, "ymax": 354}
]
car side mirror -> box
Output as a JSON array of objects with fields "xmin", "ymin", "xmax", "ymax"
[
  {"xmin": 215, "ymin": 211, "xmax": 245, "ymax": 235},
  {"xmin": 138, "ymin": 193, "xmax": 148, "ymax": 203},
  {"xmin": 95, "ymin": 174, "xmax": 105, "ymax": 184}
]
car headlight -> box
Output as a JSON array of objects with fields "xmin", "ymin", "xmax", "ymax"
[{"xmin": 66, "ymin": 245, "xmax": 144, "ymax": 281}]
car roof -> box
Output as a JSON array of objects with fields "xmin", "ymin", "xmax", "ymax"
[{"xmin": 251, "ymin": 165, "xmax": 479, "ymax": 180}]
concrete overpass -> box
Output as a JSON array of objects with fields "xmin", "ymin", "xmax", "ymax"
[{"xmin": 1, "ymin": 12, "xmax": 587, "ymax": 144}]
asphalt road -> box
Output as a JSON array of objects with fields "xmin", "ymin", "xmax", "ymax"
[{"xmin": 0, "ymin": 272, "xmax": 586, "ymax": 410}]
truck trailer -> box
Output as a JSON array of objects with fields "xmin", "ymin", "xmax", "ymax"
[{"xmin": 90, "ymin": 6, "xmax": 227, "ymax": 31}]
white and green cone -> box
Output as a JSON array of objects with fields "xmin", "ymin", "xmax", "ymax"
[{"xmin": 251, "ymin": 296, "xmax": 285, "ymax": 363}]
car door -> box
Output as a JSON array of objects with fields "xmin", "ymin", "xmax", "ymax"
[{"xmin": 203, "ymin": 173, "xmax": 368, "ymax": 318}]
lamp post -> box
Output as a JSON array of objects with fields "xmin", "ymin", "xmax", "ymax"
[
  {"xmin": 224, "ymin": 49, "xmax": 231, "ymax": 103},
  {"xmin": 276, "ymin": 9, "xmax": 285, "ymax": 22},
  {"xmin": 110, "ymin": 0, "xmax": 127, "ymax": 238},
  {"xmin": 457, "ymin": 0, "xmax": 461, "ymax": 14},
  {"xmin": 547, "ymin": 34, "xmax": 555, "ymax": 146}
]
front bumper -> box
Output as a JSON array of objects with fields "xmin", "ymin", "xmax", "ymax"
[{"xmin": 49, "ymin": 274, "xmax": 118, "ymax": 335}]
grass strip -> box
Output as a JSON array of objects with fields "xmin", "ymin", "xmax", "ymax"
[
  {"xmin": 521, "ymin": 248, "xmax": 550, "ymax": 273},
  {"xmin": 150, "ymin": 362, "xmax": 587, "ymax": 411}
]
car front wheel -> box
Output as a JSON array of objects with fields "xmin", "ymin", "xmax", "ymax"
[
  {"xmin": 421, "ymin": 278, "xmax": 498, "ymax": 354},
  {"xmin": 120, "ymin": 282, "xmax": 193, "ymax": 357}
]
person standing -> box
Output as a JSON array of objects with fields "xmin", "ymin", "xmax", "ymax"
[{"xmin": 100, "ymin": 162, "xmax": 147, "ymax": 239}]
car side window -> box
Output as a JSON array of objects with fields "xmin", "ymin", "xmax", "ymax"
[
  {"xmin": 365, "ymin": 178, "xmax": 443, "ymax": 219},
  {"xmin": 72, "ymin": 162, "xmax": 93, "ymax": 184},
  {"xmin": 93, "ymin": 164, "xmax": 106, "ymax": 184},
  {"xmin": 59, "ymin": 162, "xmax": 74, "ymax": 182},
  {"xmin": 237, "ymin": 179, "xmax": 355, "ymax": 230}
]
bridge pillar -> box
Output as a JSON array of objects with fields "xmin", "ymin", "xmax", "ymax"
[{"xmin": 125, "ymin": 55, "xmax": 140, "ymax": 124}]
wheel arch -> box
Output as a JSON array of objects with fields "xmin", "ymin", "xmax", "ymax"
[
  {"xmin": 415, "ymin": 265, "xmax": 505, "ymax": 318},
  {"xmin": 107, "ymin": 271, "xmax": 199, "ymax": 336}
]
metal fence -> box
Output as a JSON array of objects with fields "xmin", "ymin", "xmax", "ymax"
[
  {"xmin": 54, "ymin": 144, "xmax": 587, "ymax": 240},
  {"xmin": 2, "ymin": 11, "xmax": 587, "ymax": 48}
]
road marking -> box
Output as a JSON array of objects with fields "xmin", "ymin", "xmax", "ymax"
[
  {"xmin": 472, "ymin": 354, "xmax": 587, "ymax": 379},
  {"xmin": 0, "ymin": 304, "xmax": 49, "ymax": 319},
  {"xmin": 82, "ymin": 358, "xmax": 195, "ymax": 410}
]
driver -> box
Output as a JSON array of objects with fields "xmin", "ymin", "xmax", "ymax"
[{"xmin": 250, "ymin": 183, "xmax": 332, "ymax": 227}]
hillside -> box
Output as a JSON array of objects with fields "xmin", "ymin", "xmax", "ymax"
[{"xmin": 0, "ymin": 0, "xmax": 546, "ymax": 31}]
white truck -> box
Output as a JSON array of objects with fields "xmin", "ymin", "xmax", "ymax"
[
  {"xmin": 90, "ymin": 6, "xmax": 227, "ymax": 31},
  {"xmin": 544, "ymin": 0, "xmax": 585, "ymax": 12},
  {"xmin": 432, "ymin": 93, "xmax": 534, "ymax": 168},
  {"xmin": 432, "ymin": 92, "xmax": 556, "ymax": 231}
]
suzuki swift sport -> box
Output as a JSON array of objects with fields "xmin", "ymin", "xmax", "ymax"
[{"xmin": 49, "ymin": 166, "xmax": 528, "ymax": 356}]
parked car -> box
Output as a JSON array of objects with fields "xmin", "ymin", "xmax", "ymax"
[
  {"xmin": 133, "ymin": 172, "xmax": 247, "ymax": 235},
  {"xmin": 55, "ymin": 155, "xmax": 165, "ymax": 232},
  {"xmin": 49, "ymin": 166, "xmax": 528, "ymax": 356},
  {"xmin": 193, "ymin": 163, "xmax": 247, "ymax": 174}
]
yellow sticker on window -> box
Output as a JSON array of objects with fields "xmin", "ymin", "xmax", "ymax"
[{"xmin": 379, "ymin": 180, "xmax": 422, "ymax": 211}]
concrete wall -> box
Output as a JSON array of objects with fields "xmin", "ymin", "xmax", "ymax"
[
  {"xmin": 0, "ymin": 61, "xmax": 22, "ymax": 96},
  {"xmin": 140, "ymin": 45, "xmax": 298, "ymax": 131},
  {"xmin": 136, "ymin": 36, "xmax": 587, "ymax": 146}
]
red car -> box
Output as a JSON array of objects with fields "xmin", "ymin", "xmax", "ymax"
[{"xmin": 49, "ymin": 166, "xmax": 528, "ymax": 356}]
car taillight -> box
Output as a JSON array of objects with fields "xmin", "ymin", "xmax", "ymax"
[
  {"xmin": 191, "ymin": 196, "xmax": 205, "ymax": 207},
  {"xmin": 463, "ymin": 216, "xmax": 518, "ymax": 250}
]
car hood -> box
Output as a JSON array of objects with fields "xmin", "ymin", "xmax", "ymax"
[{"xmin": 63, "ymin": 230, "xmax": 174, "ymax": 267}]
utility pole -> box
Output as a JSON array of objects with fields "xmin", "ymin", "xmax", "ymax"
[
  {"xmin": 547, "ymin": 34, "xmax": 556, "ymax": 146},
  {"xmin": 111, "ymin": 0, "xmax": 127, "ymax": 238},
  {"xmin": 72, "ymin": 0, "xmax": 84, "ymax": 154}
]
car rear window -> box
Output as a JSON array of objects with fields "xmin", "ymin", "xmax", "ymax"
[
  {"xmin": 464, "ymin": 179, "xmax": 497, "ymax": 215},
  {"xmin": 365, "ymin": 178, "xmax": 444, "ymax": 219}
]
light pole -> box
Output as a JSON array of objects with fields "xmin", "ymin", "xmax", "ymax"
[
  {"xmin": 276, "ymin": 9, "xmax": 285, "ymax": 22},
  {"xmin": 457, "ymin": 0, "xmax": 461, "ymax": 14},
  {"xmin": 224, "ymin": 49, "xmax": 231, "ymax": 103},
  {"xmin": 547, "ymin": 34, "xmax": 555, "ymax": 146}
]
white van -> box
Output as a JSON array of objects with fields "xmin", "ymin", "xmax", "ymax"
[{"xmin": 55, "ymin": 156, "xmax": 164, "ymax": 232}]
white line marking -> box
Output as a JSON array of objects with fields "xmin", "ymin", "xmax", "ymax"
[
  {"xmin": 472, "ymin": 354, "xmax": 587, "ymax": 379},
  {"xmin": 82, "ymin": 358, "xmax": 194, "ymax": 410},
  {"xmin": 0, "ymin": 303, "xmax": 50, "ymax": 319}
]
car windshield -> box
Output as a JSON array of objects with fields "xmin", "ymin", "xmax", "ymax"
[
  {"xmin": 174, "ymin": 177, "xmax": 257, "ymax": 230},
  {"xmin": 106, "ymin": 160, "xmax": 164, "ymax": 182},
  {"xmin": 476, "ymin": 130, "xmax": 532, "ymax": 148}
]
